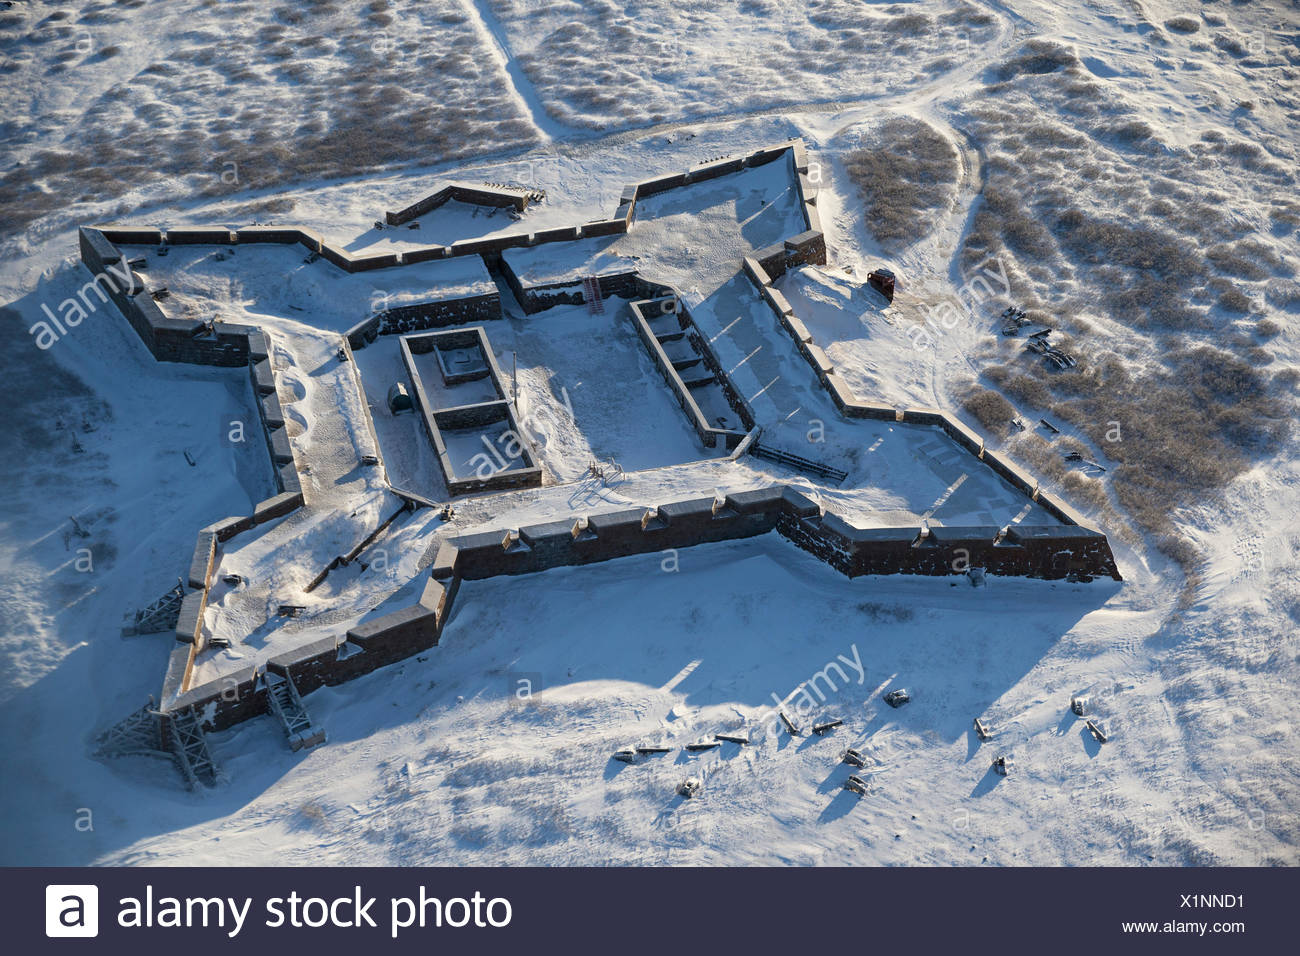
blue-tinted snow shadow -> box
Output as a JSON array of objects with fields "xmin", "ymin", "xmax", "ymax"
[
  {"xmin": 817, "ymin": 763, "xmax": 854, "ymax": 796},
  {"xmin": 1081, "ymin": 726, "xmax": 1102, "ymax": 758},
  {"xmin": 965, "ymin": 726, "xmax": 983, "ymax": 762},
  {"xmin": 970, "ymin": 764, "xmax": 1004, "ymax": 798},
  {"xmin": 819, "ymin": 789, "xmax": 860, "ymax": 823}
]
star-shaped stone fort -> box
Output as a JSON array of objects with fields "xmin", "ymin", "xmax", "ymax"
[{"xmin": 84, "ymin": 141, "xmax": 1118, "ymax": 787}]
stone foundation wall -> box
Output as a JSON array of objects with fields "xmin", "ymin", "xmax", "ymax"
[
  {"xmin": 376, "ymin": 292, "xmax": 502, "ymax": 335},
  {"xmin": 628, "ymin": 294, "xmax": 751, "ymax": 450},
  {"xmin": 399, "ymin": 327, "xmax": 542, "ymax": 496}
]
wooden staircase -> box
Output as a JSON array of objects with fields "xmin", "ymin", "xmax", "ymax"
[
  {"xmin": 581, "ymin": 275, "xmax": 604, "ymax": 314},
  {"xmin": 166, "ymin": 708, "xmax": 219, "ymax": 789},
  {"xmin": 265, "ymin": 672, "xmax": 326, "ymax": 752},
  {"xmin": 123, "ymin": 578, "xmax": 185, "ymax": 635},
  {"xmin": 95, "ymin": 703, "xmax": 167, "ymax": 759}
]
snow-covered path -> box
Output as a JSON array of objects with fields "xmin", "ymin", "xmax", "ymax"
[{"xmin": 459, "ymin": 0, "xmax": 573, "ymax": 144}]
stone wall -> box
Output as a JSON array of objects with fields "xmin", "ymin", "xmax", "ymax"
[
  {"xmin": 344, "ymin": 315, "xmax": 382, "ymax": 350},
  {"xmin": 87, "ymin": 137, "xmax": 1118, "ymax": 751},
  {"xmin": 90, "ymin": 139, "xmax": 825, "ymax": 294},
  {"xmin": 163, "ymin": 480, "xmax": 1119, "ymax": 736},
  {"xmin": 163, "ymin": 575, "xmax": 459, "ymax": 733},
  {"xmin": 432, "ymin": 484, "xmax": 1119, "ymax": 586},
  {"xmin": 375, "ymin": 291, "xmax": 502, "ymax": 335},
  {"xmin": 88, "ymin": 138, "xmax": 821, "ymax": 363},
  {"xmin": 81, "ymin": 227, "xmax": 313, "ymax": 704},
  {"xmin": 740, "ymin": 250, "xmax": 1097, "ymax": 532},
  {"xmin": 377, "ymin": 139, "xmax": 824, "ymax": 303},
  {"xmin": 777, "ymin": 511, "xmax": 1119, "ymax": 580},
  {"xmin": 438, "ymin": 485, "xmax": 813, "ymax": 581},
  {"xmin": 385, "ymin": 181, "xmax": 537, "ymax": 226},
  {"xmin": 683, "ymin": 325, "xmax": 756, "ymax": 433},
  {"xmin": 80, "ymin": 227, "xmax": 257, "ymax": 367},
  {"xmin": 498, "ymin": 264, "xmax": 670, "ymax": 316}
]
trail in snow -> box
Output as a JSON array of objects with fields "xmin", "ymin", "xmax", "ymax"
[{"xmin": 460, "ymin": 0, "xmax": 571, "ymax": 144}]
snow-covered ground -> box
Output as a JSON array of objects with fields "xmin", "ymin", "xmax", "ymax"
[
  {"xmin": 1, "ymin": 0, "xmax": 1297, "ymax": 868},
  {"xmin": 94, "ymin": 537, "xmax": 1141, "ymax": 866},
  {"xmin": 123, "ymin": 242, "xmax": 497, "ymax": 334},
  {"xmin": 0, "ymin": 0, "xmax": 543, "ymax": 240},
  {"xmin": 478, "ymin": 0, "xmax": 1003, "ymax": 131}
]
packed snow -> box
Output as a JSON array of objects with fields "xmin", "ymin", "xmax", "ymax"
[{"xmin": 1, "ymin": 0, "xmax": 1297, "ymax": 869}]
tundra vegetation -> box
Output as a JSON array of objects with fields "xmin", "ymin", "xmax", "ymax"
[{"xmin": 957, "ymin": 40, "xmax": 1297, "ymax": 576}]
